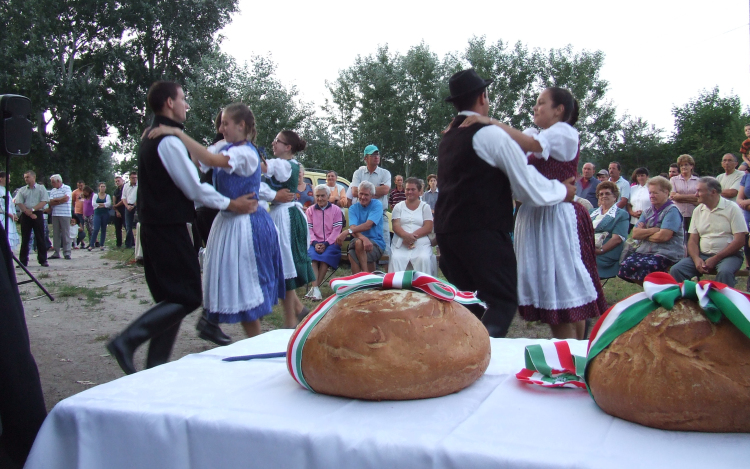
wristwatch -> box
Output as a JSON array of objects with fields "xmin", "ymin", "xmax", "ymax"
[{"xmin": 348, "ymin": 229, "xmax": 353, "ymax": 235}]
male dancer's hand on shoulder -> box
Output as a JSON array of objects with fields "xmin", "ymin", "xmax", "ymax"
[
  {"xmin": 563, "ymin": 177, "xmax": 576, "ymax": 202},
  {"xmin": 228, "ymin": 193, "xmax": 259, "ymax": 214}
]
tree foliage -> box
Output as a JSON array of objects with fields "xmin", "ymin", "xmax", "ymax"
[
  {"xmin": 671, "ymin": 87, "xmax": 749, "ymax": 177},
  {"xmin": 0, "ymin": 0, "xmax": 238, "ymax": 189}
]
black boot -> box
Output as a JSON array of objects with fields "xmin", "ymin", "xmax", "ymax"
[
  {"xmin": 196, "ymin": 313, "xmax": 231, "ymax": 346},
  {"xmin": 146, "ymin": 322, "xmax": 181, "ymax": 369},
  {"xmin": 106, "ymin": 302, "xmax": 186, "ymax": 374}
]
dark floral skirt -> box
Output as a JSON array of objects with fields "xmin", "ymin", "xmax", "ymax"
[{"xmin": 617, "ymin": 252, "xmax": 674, "ymax": 284}]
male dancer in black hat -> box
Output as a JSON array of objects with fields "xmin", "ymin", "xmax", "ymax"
[
  {"xmin": 107, "ymin": 81, "xmax": 258, "ymax": 374},
  {"xmin": 435, "ymin": 69, "xmax": 576, "ymax": 338}
]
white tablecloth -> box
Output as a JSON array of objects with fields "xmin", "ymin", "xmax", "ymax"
[{"xmin": 25, "ymin": 330, "xmax": 750, "ymax": 469}]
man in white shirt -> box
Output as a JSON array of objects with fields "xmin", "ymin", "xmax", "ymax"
[
  {"xmin": 47, "ymin": 174, "xmax": 72, "ymax": 260},
  {"xmin": 716, "ymin": 153, "xmax": 742, "ymax": 203},
  {"xmin": 608, "ymin": 162, "xmax": 630, "ymax": 209},
  {"xmin": 107, "ymin": 80, "xmax": 258, "ymax": 375},
  {"xmin": 351, "ymin": 145, "xmax": 391, "ymax": 256},
  {"xmin": 435, "ymin": 68, "xmax": 576, "ymax": 338},
  {"xmin": 121, "ymin": 171, "xmax": 138, "ymax": 248}
]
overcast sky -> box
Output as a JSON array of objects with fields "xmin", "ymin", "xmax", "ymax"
[{"xmin": 219, "ymin": 0, "xmax": 750, "ymax": 135}]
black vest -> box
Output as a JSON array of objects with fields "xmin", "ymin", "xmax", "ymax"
[
  {"xmin": 137, "ymin": 115, "xmax": 196, "ymax": 225},
  {"xmin": 435, "ymin": 115, "xmax": 513, "ymax": 234}
]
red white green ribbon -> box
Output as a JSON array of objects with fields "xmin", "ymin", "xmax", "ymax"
[
  {"xmin": 286, "ymin": 270, "xmax": 485, "ymax": 392},
  {"xmin": 515, "ymin": 341, "xmax": 587, "ymax": 389},
  {"xmin": 516, "ymin": 272, "xmax": 750, "ymax": 393}
]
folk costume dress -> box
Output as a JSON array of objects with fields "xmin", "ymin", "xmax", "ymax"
[
  {"xmin": 202, "ymin": 141, "xmax": 285, "ymax": 324},
  {"xmin": 515, "ymin": 122, "xmax": 607, "ymax": 325},
  {"xmin": 265, "ymin": 158, "xmax": 315, "ymax": 291}
]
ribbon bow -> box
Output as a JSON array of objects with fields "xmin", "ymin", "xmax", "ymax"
[
  {"xmin": 516, "ymin": 272, "xmax": 750, "ymax": 393},
  {"xmin": 287, "ymin": 271, "xmax": 484, "ymax": 392}
]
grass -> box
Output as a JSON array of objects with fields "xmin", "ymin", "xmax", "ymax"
[{"xmin": 47, "ymin": 280, "xmax": 106, "ymax": 305}]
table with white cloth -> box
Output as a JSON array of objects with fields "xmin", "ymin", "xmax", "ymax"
[{"xmin": 25, "ymin": 330, "xmax": 750, "ymax": 469}]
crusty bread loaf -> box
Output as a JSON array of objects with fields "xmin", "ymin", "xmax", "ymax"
[
  {"xmin": 587, "ymin": 299, "xmax": 750, "ymax": 432},
  {"xmin": 299, "ymin": 289, "xmax": 490, "ymax": 400}
]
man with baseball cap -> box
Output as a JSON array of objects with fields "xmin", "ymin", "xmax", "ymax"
[
  {"xmin": 351, "ymin": 144, "xmax": 392, "ymax": 256},
  {"xmin": 435, "ymin": 68, "xmax": 576, "ymax": 338}
]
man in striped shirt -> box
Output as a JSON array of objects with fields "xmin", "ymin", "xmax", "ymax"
[{"xmin": 48, "ymin": 174, "xmax": 72, "ymax": 260}]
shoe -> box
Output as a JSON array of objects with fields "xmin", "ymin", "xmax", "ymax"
[
  {"xmin": 296, "ymin": 306, "xmax": 311, "ymax": 322},
  {"xmin": 101, "ymin": 247, "xmax": 105, "ymax": 251},
  {"xmin": 73, "ymin": 246, "xmax": 80, "ymax": 250},
  {"xmin": 40, "ymin": 261, "xmax": 49, "ymax": 267},
  {"xmin": 49, "ymin": 254, "xmax": 61, "ymax": 259},
  {"xmin": 64, "ymin": 255, "xmax": 71, "ymax": 260},
  {"xmin": 196, "ymin": 315, "xmax": 232, "ymax": 346},
  {"xmin": 310, "ymin": 286, "xmax": 322, "ymax": 301},
  {"xmin": 87, "ymin": 246, "xmax": 92, "ymax": 251},
  {"xmin": 106, "ymin": 302, "xmax": 186, "ymax": 375},
  {"xmin": 304, "ymin": 287, "xmax": 314, "ymax": 299}
]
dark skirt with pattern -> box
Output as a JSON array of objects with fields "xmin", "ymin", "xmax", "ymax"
[
  {"xmin": 617, "ymin": 252, "xmax": 674, "ymax": 284},
  {"xmin": 286, "ymin": 207, "xmax": 315, "ymax": 291},
  {"xmin": 518, "ymin": 202, "xmax": 607, "ymax": 325}
]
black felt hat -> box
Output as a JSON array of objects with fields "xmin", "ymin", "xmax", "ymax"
[{"xmin": 444, "ymin": 68, "xmax": 494, "ymax": 102}]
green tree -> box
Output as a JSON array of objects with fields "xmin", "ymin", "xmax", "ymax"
[
  {"xmin": 606, "ymin": 116, "xmax": 672, "ymax": 177},
  {"xmin": 323, "ymin": 43, "xmax": 455, "ymax": 180},
  {"xmin": 671, "ymin": 87, "xmax": 749, "ymax": 177}
]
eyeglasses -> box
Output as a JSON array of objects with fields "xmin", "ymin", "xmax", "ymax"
[
  {"xmin": 598, "ymin": 192, "xmax": 614, "ymax": 197},
  {"xmin": 273, "ymin": 138, "xmax": 288, "ymax": 145}
]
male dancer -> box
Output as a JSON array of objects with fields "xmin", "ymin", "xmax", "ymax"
[
  {"xmin": 107, "ymin": 81, "xmax": 258, "ymax": 374},
  {"xmin": 435, "ymin": 69, "xmax": 576, "ymax": 338}
]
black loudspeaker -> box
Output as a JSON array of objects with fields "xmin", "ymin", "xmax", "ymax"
[{"xmin": 0, "ymin": 94, "xmax": 32, "ymax": 156}]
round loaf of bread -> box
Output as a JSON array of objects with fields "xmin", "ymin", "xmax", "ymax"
[
  {"xmin": 298, "ymin": 289, "xmax": 491, "ymax": 400},
  {"xmin": 587, "ymin": 298, "xmax": 750, "ymax": 432}
]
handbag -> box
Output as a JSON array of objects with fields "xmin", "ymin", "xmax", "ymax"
[
  {"xmin": 619, "ymin": 237, "xmax": 641, "ymax": 264},
  {"xmin": 594, "ymin": 232, "xmax": 609, "ymax": 250}
]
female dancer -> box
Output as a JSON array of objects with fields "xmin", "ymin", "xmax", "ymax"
[
  {"xmin": 149, "ymin": 103, "xmax": 285, "ymax": 338},
  {"xmin": 266, "ymin": 130, "xmax": 315, "ymax": 327},
  {"xmin": 462, "ymin": 87, "xmax": 606, "ymax": 339},
  {"xmin": 89, "ymin": 182, "xmax": 112, "ymax": 251}
]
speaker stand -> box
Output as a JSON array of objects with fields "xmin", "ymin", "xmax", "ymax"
[{"xmin": 3, "ymin": 152, "xmax": 54, "ymax": 301}]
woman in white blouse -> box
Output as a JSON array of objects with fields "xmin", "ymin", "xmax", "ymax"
[
  {"xmin": 627, "ymin": 167, "xmax": 650, "ymax": 232},
  {"xmin": 388, "ymin": 177, "xmax": 435, "ymax": 275}
]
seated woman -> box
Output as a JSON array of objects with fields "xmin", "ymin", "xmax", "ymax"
[
  {"xmin": 590, "ymin": 181, "xmax": 629, "ymax": 279},
  {"xmin": 305, "ymin": 185, "xmax": 344, "ymax": 301},
  {"xmin": 389, "ymin": 177, "xmax": 435, "ymax": 275},
  {"xmin": 618, "ymin": 176, "xmax": 684, "ymax": 284}
]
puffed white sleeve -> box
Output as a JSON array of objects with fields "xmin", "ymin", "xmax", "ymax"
[
  {"xmin": 218, "ymin": 145, "xmax": 259, "ymax": 177},
  {"xmin": 472, "ymin": 125, "xmax": 566, "ymax": 207},
  {"xmin": 265, "ymin": 158, "xmax": 292, "ymax": 183},
  {"xmin": 531, "ymin": 123, "xmax": 579, "ymax": 162},
  {"xmin": 157, "ymin": 137, "xmax": 230, "ymax": 210}
]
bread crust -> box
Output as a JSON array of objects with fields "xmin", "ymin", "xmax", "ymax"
[
  {"xmin": 300, "ymin": 289, "xmax": 491, "ymax": 400},
  {"xmin": 588, "ymin": 299, "xmax": 750, "ymax": 432}
]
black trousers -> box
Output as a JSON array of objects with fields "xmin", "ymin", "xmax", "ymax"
[
  {"xmin": 437, "ymin": 229, "xmax": 517, "ymax": 338},
  {"xmin": 19, "ymin": 211, "xmax": 47, "ymax": 265},
  {"xmin": 0, "ymin": 223, "xmax": 47, "ymax": 467},
  {"xmin": 113, "ymin": 206, "xmax": 126, "ymax": 247},
  {"xmin": 141, "ymin": 223, "xmax": 202, "ymax": 312},
  {"xmin": 195, "ymin": 207, "xmax": 218, "ymax": 248}
]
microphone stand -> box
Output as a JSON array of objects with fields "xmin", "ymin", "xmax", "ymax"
[{"xmin": 3, "ymin": 151, "xmax": 54, "ymax": 301}]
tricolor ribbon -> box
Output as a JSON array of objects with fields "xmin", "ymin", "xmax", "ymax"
[
  {"xmin": 516, "ymin": 272, "xmax": 750, "ymax": 394},
  {"xmin": 286, "ymin": 271, "xmax": 485, "ymax": 392}
]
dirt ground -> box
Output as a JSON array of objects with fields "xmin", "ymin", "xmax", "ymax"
[{"xmin": 17, "ymin": 245, "xmax": 555, "ymax": 412}]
